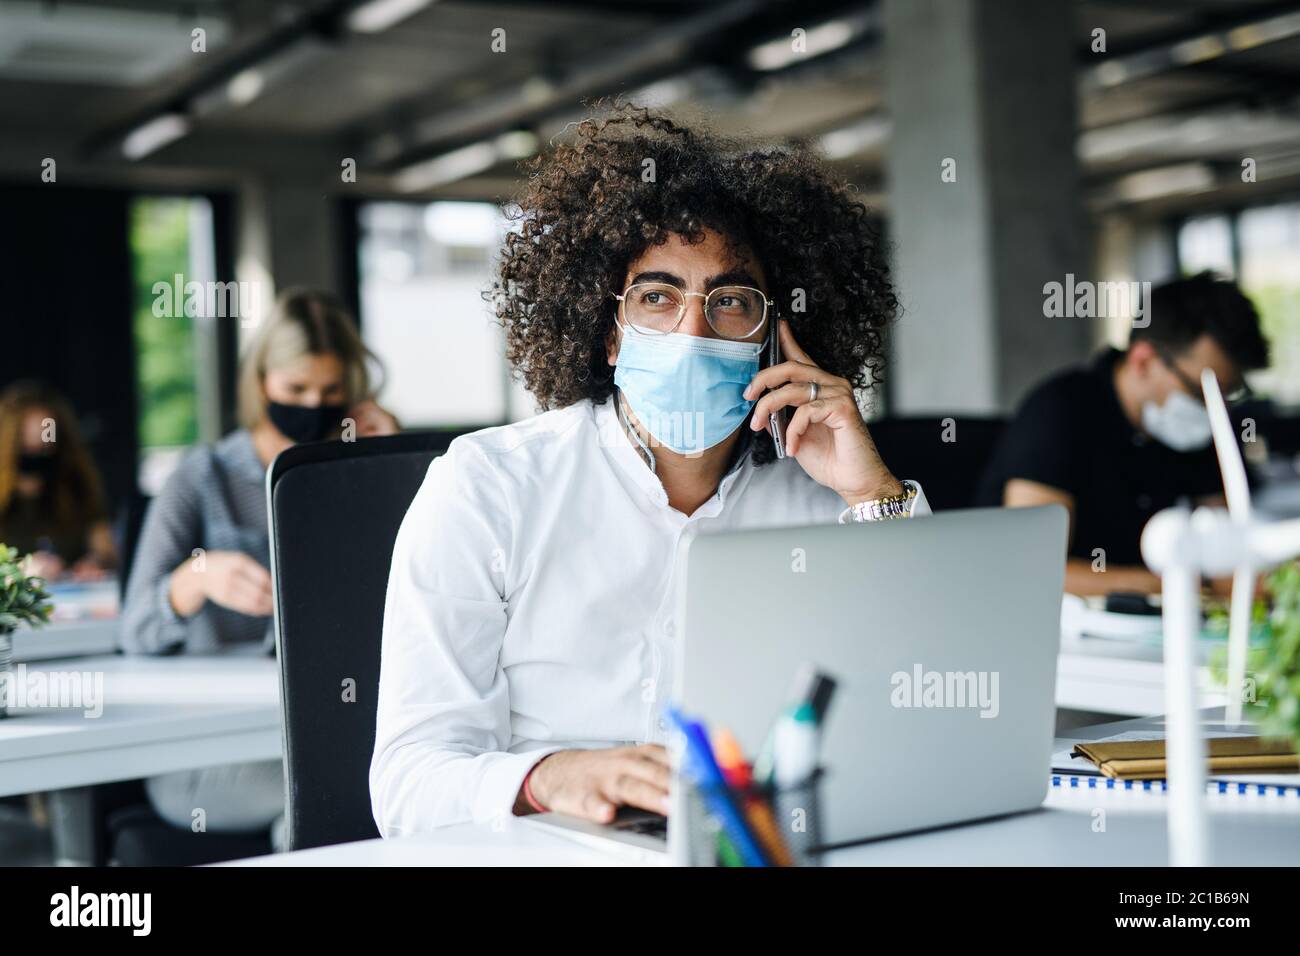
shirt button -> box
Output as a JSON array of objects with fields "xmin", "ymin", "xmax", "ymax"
[
  {"xmin": 657, "ymin": 717, "xmax": 668, "ymax": 731},
  {"xmin": 1137, "ymin": 494, "xmax": 1152, "ymax": 510},
  {"xmin": 664, "ymin": 620, "xmax": 675, "ymax": 637}
]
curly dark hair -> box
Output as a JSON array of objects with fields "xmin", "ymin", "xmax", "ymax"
[{"xmin": 488, "ymin": 102, "xmax": 898, "ymax": 465}]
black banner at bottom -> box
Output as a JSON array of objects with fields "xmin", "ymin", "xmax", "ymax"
[{"xmin": 0, "ymin": 865, "xmax": 1290, "ymax": 940}]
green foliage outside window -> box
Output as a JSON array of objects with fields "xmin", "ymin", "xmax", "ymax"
[
  {"xmin": 131, "ymin": 198, "xmax": 197, "ymax": 449},
  {"xmin": 1251, "ymin": 563, "xmax": 1300, "ymax": 751},
  {"xmin": 1248, "ymin": 282, "xmax": 1300, "ymax": 402}
]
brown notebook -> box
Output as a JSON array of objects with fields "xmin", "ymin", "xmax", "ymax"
[{"xmin": 1071, "ymin": 737, "xmax": 1300, "ymax": 780}]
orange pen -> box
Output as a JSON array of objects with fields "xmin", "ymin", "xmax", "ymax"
[{"xmin": 711, "ymin": 727, "xmax": 795, "ymax": 867}]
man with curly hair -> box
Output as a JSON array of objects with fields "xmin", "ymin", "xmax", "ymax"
[{"xmin": 370, "ymin": 106, "xmax": 931, "ymax": 835}]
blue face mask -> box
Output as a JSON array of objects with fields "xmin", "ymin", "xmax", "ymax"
[{"xmin": 614, "ymin": 329, "xmax": 763, "ymax": 455}]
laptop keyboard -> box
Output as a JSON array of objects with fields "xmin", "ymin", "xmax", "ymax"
[{"xmin": 611, "ymin": 810, "xmax": 668, "ymax": 838}]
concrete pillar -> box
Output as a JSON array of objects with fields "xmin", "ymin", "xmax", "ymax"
[
  {"xmin": 234, "ymin": 175, "xmax": 342, "ymax": 346},
  {"xmin": 884, "ymin": 0, "xmax": 1090, "ymax": 415},
  {"xmin": 235, "ymin": 177, "xmax": 275, "ymax": 348},
  {"xmin": 262, "ymin": 178, "xmax": 343, "ymax": 295}
]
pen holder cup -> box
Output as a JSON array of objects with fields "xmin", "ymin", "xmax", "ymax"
[{"xmin": 682, "ymin": 770, "xmax": 824, "ymax": 867}]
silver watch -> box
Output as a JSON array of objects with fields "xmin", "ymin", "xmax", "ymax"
[{"xmin": 846, "ymin": 481, "xmax": 918, "ymax": 522}]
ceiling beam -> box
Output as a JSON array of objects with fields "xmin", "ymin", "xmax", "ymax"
[
  {"xmin": 1079, "ymin": 0, "xmax": 1300, "ymax": 58},
  {"xmin": 463, "ymin": 0, "xmax": 703, "ymax": 14},
  {"xmin": 356, "ymin": 0, "xmax": 878, "ymax": 170},
  {"xmin": 80, "ymin": 0, "xmax": 356, "ymax": 160}
]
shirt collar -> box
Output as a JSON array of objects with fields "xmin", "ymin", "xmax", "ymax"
[{"xmin": 591, "ymin": 396, "xmax": 754, "ymax": 515}]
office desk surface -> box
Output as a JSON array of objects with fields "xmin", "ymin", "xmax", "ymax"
[
  {"xmin": 225, "ymin": 782, "xmax": 1300, "ymax": 867},
  {"xmin": 0, "ymin": 654, "xmax": 280, "ymax": 797},
  {"xmin": 826, "ymin": 789, "xmax": 1300, "ymax": 866},
  {"xmin": 228, "ymin": 713, "xmax": 1300, "ymax": 868},
  {"xmin": 12, "ymin": 618, "xmax": 120, "ymax": 662},
  {"xmin": 224, "ymin": 820, "xmax": 647, "ymax": 867}
]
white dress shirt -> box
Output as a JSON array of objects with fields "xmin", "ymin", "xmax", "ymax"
[{"xmin": 369, "ymin": 397, "xmax": 930, "ymax": 835}]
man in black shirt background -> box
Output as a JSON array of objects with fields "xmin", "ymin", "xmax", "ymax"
[{"xmin": 977, "ymin": 272, "xmax": 1270, "ymax": 596}]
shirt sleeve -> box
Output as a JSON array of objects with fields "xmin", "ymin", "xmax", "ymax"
[
  {"xmin": 985, "ymin": 377, "xmax": 1085, "ymax": 501},
  {"xmin": 369, "ymin": 440, "xmax": 560, "ymax": 836},
  {"xmin": 119, "ymin": 452, "xmax": 204, "ymax": 655}
]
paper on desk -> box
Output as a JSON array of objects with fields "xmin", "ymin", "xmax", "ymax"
[{"xmin": 1060, "ymin": 594, "xmax": 1162, "ymax": 642}]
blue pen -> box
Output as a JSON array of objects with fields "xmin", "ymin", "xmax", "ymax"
[{"xmin": 665, "ymin": 707, "xmax": 770, "ymax": 867}]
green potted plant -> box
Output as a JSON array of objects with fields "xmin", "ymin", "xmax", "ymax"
[
  {"xmin": 1248, "ymin": 561, "xmax": 1300, "ymax": 750},
  {"xmin": 0, "ymin": 544, "xmax": 54, "ymax": 718}
]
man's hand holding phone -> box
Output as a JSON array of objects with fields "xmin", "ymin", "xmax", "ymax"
[{"xmin": 746, "ymin": 319, "xmax": 902, "ymax": 505}]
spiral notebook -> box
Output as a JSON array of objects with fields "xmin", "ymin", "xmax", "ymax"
[
  {"xmin": 1050, "ymin": 774, "xmax": 1300, "ymax": 797},
  {"xmin": 1053, "ymin": 729, "xmax": 1299, "ymax": 790}
]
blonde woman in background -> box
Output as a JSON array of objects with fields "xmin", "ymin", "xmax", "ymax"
[{"xmin": 121, "ymin": 288, "xmax": 396, "ymax": 849}]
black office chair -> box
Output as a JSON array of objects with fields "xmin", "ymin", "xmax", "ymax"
[
  {"xmin": 113, "ymin": 489, "xmax": 153, "ymax": 602},
  {"xmin": 269, "ymin": 430, "xmax": 460, "ymax": 851},
  {"xmin": 867, "ymin": 416, "xmax": 1006, "ymax": 511}
]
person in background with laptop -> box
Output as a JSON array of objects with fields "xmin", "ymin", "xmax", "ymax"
[
  {"xmin": 370, "ymin": 104, "xmax": 931, "ymax": 836},
  {"xmin": 121, "ymin": 288, "xmax": 397, "ymax": 851},
  {"xmin": 976, "ymin": 272, "xmax": 1269, "ymax": 597}
]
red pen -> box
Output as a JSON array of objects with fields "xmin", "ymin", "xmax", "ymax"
[{"xmin": 711, "ymin": 727, "xmax": 795, "ymax": 867}]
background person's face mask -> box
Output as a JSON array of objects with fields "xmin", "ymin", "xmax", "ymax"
[
  {"xmin": 16, "ymin": 452, "xmax": 57, "ymax": 480},
  {"xmin": 267, "ymin": 400, "xmax": 346, "ymax": 444},
  {"xmin": 1140, "ymin": 389, "xmax": 1213, "ymax": 452},
  {"xmin": 614, "ymin": 329, "xmax": 762, "ymax": 455}
]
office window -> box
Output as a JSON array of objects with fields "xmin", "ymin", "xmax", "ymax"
[
  {"xmin": 1239, "ymin": 202, "xmax": 1300, "ymax": 406},
  {"xmin": 357, "ymin": 201, "xmax": 538, "ymax": 428},
  {"xmin": 1176, "ymin": 214, "xmax": 1234, "ymax": 277},
  {"xmin": 129, "ymin": 196, "xmax": 217, "ymax": 493},
  {"xmin": 1175, "ymin": 203, "xmax": 1300, "ymax": 406}
]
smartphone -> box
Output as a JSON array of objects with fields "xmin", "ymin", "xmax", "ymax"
[{"xmin": 767, "ymin": 320, "xmax": 788, "ymax": 459}]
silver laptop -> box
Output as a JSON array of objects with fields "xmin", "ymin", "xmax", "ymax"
[{"xmin": 523, "ymin": 505, "xmax": 1068, "ymax": 863}]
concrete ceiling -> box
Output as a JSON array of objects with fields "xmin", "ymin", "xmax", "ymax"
[{"xmin": 0, "ymin": 0, "xmax": 1298, "ymax": 215}]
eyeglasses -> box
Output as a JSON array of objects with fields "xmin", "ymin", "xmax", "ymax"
[
  {"xmin": 1157, "ymin": 349, "xmax": 1252, "ymax": 406},
  {"xmin": 613, "ymin": 282, "xmax": 773, "ymax": 341}
]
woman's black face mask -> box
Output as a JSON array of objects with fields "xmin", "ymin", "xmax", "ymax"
[
  {"xmin": 16, "ymin": 452, "xmax": 57, "ymax": 479},
  {"xmin": 267, "ymin": 401, "xmax": 346, "ymax": 444}
]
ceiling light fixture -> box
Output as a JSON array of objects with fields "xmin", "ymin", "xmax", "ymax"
[
  {"xmin": 191, "ymin": 37, "xmax": 329, "ymax": 116},
  {"xmin": 818, "ymin": 115, "xmax": 891, "ymax": 160},
  {"xmin": 748, "ymin": 19, "xmax": 856, "ymax": 72},
  {"xmin": 121, "ymin": 112, "xmax": 191, "ymax": 159},
  {"xmin": 1112, "ymin": 163, "xmax": 1215, "ymax": 203},
  {"xmin": 346, "ymin": 0, "xmax": 436, "ymax": 34},
  {"xmin": 393, "ymin": 130, "xmax": 538, "ymax": 191}
]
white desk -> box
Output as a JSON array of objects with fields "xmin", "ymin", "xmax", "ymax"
[
  {"xmin": 224, "ymin": 822, "xmax": 646, "ymax": 867},
  {"xmin": 12, "ymin": 619, "xmax": 119, "ymax": 663},
  {"xmin": 0, "ymin": 654, "xmax": 281, "ymax": 797},
  {"xmin": 13, "ymin": 577, "xmax": 121, "ymax": 662},
  {"xmin": 224, "ymin": 783, "xmax": 1300, "ymax": 867},
  {"xmin": 227, "ymin": 711, "xmax": 1300, "ymax": 868}
]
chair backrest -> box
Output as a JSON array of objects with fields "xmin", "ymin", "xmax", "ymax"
[
  {"xmin": 114, "ymin": 490, "xmax": 152, "ymax": 602},
  {"xmin": 867, "ymin": 416, "xmax": 1006, "ymax": 511},
  {"xmin": 268, "ymin": 430, "xmax": 459, "ymax": 850}
]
